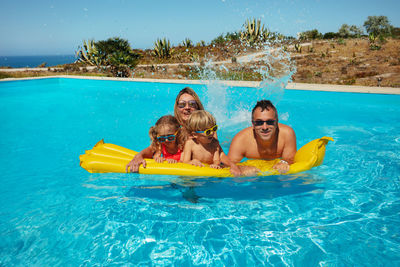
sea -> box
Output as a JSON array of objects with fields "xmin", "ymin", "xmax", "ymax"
[{"xmin": 0, "ymin": 55, "xmax": 76, "ymax": 68}]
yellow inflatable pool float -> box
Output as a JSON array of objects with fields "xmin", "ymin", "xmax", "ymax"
[{"xmin": 79, "ymin": 137, "xmax": 333, "ymax": 177}]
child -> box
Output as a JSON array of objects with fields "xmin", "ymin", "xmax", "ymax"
[
  {"xmin": 149, "ymin": 115, "xmax": 184, "ymax": 163},
  {"xmin": 182, "ymin": 110, "xmax": 241, "ymax": 176},
  {"xmin": 126, "ymin": 115, "xmax": 184, "ymax": 173}
]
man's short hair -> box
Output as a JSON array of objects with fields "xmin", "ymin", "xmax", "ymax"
[{"xmin": 251, "ymin": 100, "xmax": 278, "ymax": 119}]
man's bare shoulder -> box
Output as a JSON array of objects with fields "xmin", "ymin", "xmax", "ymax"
[
  {"xmin": 278, "ymin": 123, "xmax": 295, "ymax": 136},
  {"xmin": 232, "ymin": 126, "xmax": 253, "ymax": 141}
]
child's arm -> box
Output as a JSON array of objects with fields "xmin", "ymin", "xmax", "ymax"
[
  {"xmin": 220, "ymin": 149, "xmax": 242, "ymax": 176},
  {"xmin": 182, "ymin": 140, "xmax": 204, "ymax": 167},
  {"xmin": 126, "ymin": 146, "xmax": 154, "ymax": 172},
  {"xmin": 209, "ymin": 146, "xmax": 222, "ymax": 169}
]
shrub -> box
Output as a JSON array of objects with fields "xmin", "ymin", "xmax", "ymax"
[
  {"xmin": 299, "ymin": 29, "xmax": 322, "ymax": 40},
  {"xmin": 211, "ymin": 34, "xmax": 225, "ymax": 45},
  {"xmin": 323, "ymin": 32, "xmax": 338, "ymax": 39}
]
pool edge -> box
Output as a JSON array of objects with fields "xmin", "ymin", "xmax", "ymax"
[{"xmin": 1, "ymin": 75, "xmax": 399, "ymax": 95}]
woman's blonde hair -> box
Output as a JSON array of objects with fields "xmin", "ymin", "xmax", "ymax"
[
  {"xmin": 148, "ymin": 115, "xmax": 185, "ymax": 152},
  {"xmin": 186, "ymin": 110, "xmax": 216, "ymax": 133},
  {"xmin": 174, "ymin": 87, "xmax": 204, "ymax": 126}
]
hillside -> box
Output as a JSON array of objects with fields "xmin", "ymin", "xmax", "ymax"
[{"xmin": 1, "ymin": 38, "xmax": 399, "ymax": 88}]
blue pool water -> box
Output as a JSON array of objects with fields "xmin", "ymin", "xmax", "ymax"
[{"xmin": 0, "ymin": 78, "xmax": 399, "ymax": 266}]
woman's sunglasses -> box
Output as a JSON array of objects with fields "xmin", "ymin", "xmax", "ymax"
[
  {"xmin": 195, "ymin": 125, "xmax": 218, "ymax": 136},
  {"xmin": 252, "ymin": 120, "xmax": 276, "ymax": 126},
  {"xmin": 177, "ymin": 100, "xmax": 198, "ymax": 109},
  {"xmin": 157, "ymin": 131, "xmax": 178, "ymax": 143}
]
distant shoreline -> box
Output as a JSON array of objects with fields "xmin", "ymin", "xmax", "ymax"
[{"xmin": 0, "ymin": 55, "xmax": 76, "ymax": 68}]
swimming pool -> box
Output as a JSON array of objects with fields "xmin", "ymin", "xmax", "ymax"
[{"xmin": 1, "ymin": 77, "xmax": 399, "ymax": 265}]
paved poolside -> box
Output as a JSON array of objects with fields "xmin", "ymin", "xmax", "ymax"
[{"xmin": 1, "ymin": 75, "xmax": 399, "ymax": 95}]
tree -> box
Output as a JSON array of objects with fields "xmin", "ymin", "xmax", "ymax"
[
  {"xmin": 349, "ymin": 25, "xmax": 364, "ymax": 37},
  {"xmin": 338, "ymin": 24, "xmax": 363, "ymax": 38},
  {"xmin": 299, "ymin": 29, "xmax": 322, "ymax": 40},
  {"xmin": 338, "ymin": 24, "xmax": 351, "ymax": 38},
  {"xmin": 94, "ymin": 37, "xmax": 140, "ymax": 77},
  {"xmin": 363, "ymin": 16, "xmax": 392, "ymax": 36}
]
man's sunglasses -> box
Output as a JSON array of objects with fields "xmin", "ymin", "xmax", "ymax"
[
  {"xmin": 157, "ymin": 131, "xmax": 178, "ymax": 143},
  {"xmin": 195, "ymin": 125, "xmax": 218, "ymax": 136},
  {"xmin": 252, "ymin": 120, "xmax": 276, "ymax": 126},
  {"xmin": 177, "ymin": 100, "xmax": 198, "ymax": 109}
]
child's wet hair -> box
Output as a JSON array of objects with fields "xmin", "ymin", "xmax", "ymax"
[
  {"xmin": 149, "ymin": 115, "xmax": 184, "ymax": 151},
  {"xmin": 186, "ymin": 110, "xmax": 216, "ymax": 133}
]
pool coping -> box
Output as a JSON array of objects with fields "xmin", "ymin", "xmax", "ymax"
[{"xmin": 1, "ymin": 75, "xmax": 400, "ymax": 95}]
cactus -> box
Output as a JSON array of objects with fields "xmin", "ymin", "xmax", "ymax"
[
  {"xmin": 240, "ymin": 18, "xmax": 264, "ymax": 46},
  {"xmin": 196, "ymin": 40, "xmax": 206, "ymax": 47},
  {"xmin": 294, "ymin": 43, "xmax": 302, "ymax": 53},
  {"xmin": 76, "ymin": 40, "xmax": 101, "ymax": 66},
  {"xmin": 153, "ymin": 38, "xmax": 173, "ymax": 59},
  {"xmin": 182, "ymin": 38, "xmax": 193, "ymax": 48}
]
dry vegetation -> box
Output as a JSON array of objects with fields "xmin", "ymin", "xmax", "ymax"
[
  {"xmin": 1, "ymin": 38, "xmax": 399, "ymax": 88},
  {"xmin": 291, "ymin": 38, "xmax": 400, "ymax": 87}
]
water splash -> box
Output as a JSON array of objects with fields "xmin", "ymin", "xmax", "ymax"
[{"xmin": 191, "ymin": 41, "xmax": 296, "ymax": 130}]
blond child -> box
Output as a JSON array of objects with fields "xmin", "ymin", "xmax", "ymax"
[
  {"xmin": 182, "ymin": 110, "xmax": 241, "ymax": 176},
  {"xmin": 126, "ymin": 115, "xmax": 184, "ymax": 172}
]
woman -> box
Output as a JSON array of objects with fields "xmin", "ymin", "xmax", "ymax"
[{"xmin": 126, "ymin": 87, "xmax": 204, "ymax": 173}]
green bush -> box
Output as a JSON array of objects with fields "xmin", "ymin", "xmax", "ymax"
[{"xmin": 323, "ymin": 32, "xmax": 338, "ymax": 39}]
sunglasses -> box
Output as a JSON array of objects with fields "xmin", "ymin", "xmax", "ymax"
[
  {"xmin": 252, "ymin": 120, "xmax": 276, "ymax": 126},
  {"xmin": 177, "ymin": 100, "xmax": 198, "ymax": 109},
  {"xmin": 157, "ymin": 131, "xmax": 178, "ymax": 143},
  {"xmin": 195, "ymin": 125, "xmax": 218, "ymax": 136}
]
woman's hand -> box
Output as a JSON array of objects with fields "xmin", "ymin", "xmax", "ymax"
[
  {"xmin": 126, "ymin": 154, "xmax": 147, "ymax": 173},
  {"xmin": 210, "ymin": 163, "xmax": 221, "ymax": 169},
  {"xmin": 166, "ymin": 158, "xmax": 178, "ymax": 164},
  {"xmin": 189, "ymin": 159, "xmax": 204, "ymax": 167}
]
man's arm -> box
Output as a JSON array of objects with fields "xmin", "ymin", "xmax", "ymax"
[
  {"xmin": 227, "ymin": 132, "xmax": 246, "ymax": 164},
  {"xmin": 280, "ymin": 126, "xmax": 297, "ymax": 164},
  {"xmin": 273, "ymin": 125, "xmax": 297, "ymax": 173}
]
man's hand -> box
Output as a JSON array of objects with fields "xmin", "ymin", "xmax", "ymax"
[
  {"xmin": 273, "ymin": 160, "xmax": 290, "ymax": 174},
  {"xmin": 229, "ymin": 164, "xmax": 242, "ymax": 177}
]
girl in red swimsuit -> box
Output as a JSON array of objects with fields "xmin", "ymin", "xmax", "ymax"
[{"xmin": 148, "ymin": 115, "xmax": 185, "ymax": 163}]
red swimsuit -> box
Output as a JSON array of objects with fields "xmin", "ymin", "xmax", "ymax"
[{"xmin": 161, "ymin": 144, "xmax": 182, "ymax": 161}]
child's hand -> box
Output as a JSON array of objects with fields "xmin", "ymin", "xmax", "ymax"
[
  {"xmin": 210, "ymin": 164, "xmax": 221, "ymax": 169},
  {"xmin": 154, "ymin": 156, "xmax": 165, "ymax": 163},
  {"xmin": 166, "ymin": 159, "xmax": 178, "ymax": 164},
  {"xmin": 189, "ymin": 159, "xmax": 204, "ymax": 167}
]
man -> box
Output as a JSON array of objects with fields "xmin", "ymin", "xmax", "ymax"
[{"xmin": 228, "ymin": 100, "xmax": 297, "ymax": 173}]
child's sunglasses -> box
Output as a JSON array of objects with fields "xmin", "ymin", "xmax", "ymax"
[
  {"xmin": 157, "ymin": 131, "xmax": 178, "ymax": 143},
  {"xmin": 252, "ymin": 120, "xmax": 276, "ymax": 126},
  {"xmin": 195, "ymin": 125, "xmax": 218, "ymax": 136},
  {"xmin": 177, "ymin": 100, "xmax": 198, "ymax": 109}
]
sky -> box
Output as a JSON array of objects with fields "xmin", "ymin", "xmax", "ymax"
[{"xmin": 1, "ymin": 0, "xmax": 399, "ymax": 56}]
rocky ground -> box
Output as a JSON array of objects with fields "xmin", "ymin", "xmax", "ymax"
[{"xmin": 1, "ymin": 38, "xmax": 399, "ymax": 88}]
